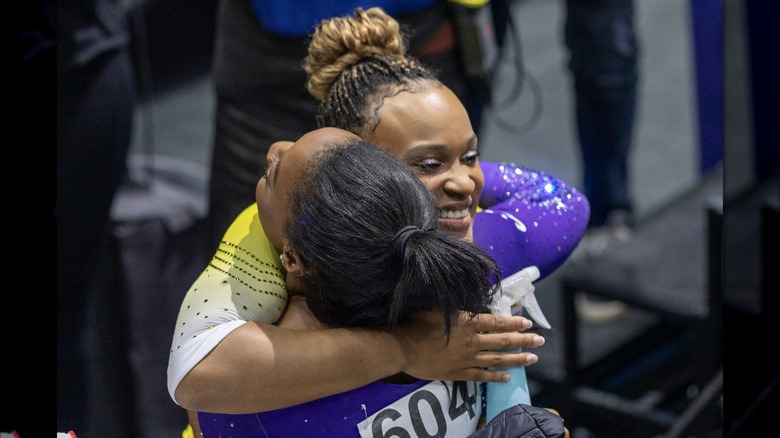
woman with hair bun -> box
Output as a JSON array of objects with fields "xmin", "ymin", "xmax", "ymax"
[{"xmin": 305, "ymin": 7, "xmax": 589, "ymax": 279}]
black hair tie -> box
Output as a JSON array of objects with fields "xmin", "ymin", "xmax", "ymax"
[{"xmin": 392, "ymin": 225, "xmax": 421, "ymax": 257}]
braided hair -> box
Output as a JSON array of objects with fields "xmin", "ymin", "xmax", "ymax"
[{"xmin": 304, "ymin": 7, "xmax": 441, "ymax": 138}]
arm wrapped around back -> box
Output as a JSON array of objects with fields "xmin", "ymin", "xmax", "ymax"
[{"xmin": 476, "ymin": 161, "xmax": 590, "ymax": 279}]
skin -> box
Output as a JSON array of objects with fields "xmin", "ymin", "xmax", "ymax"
[
  {"xmin": 366, "ymin": 84, "xmax": 483, "ymax": 242},
  {"xmin": 176, "ymin": 125, "xmax": 544, "ymax": 415},
  {"xmin": 256, "ymin": 128, "xmax": 360, "ymax": 253}
]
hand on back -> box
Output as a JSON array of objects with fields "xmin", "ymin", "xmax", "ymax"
[{"xmin": 394, "ymin": 311, "xmax": 545, "ymax": 383}]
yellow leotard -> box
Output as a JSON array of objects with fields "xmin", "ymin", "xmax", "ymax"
[{"xmin": 167, "ymin": 204, "xmax": 287, "ymax": 403}]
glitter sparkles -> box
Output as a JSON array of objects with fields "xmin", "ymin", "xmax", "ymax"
[{"xmin": 474, "ymin": 161, "xmax": 590, "ymax": 280}]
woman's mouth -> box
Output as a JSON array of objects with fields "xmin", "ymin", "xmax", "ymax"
[
  {"xmin": 438, "ymin": 208, "xmax": 470, "ymax": 220},
  {"xmin": 437, "ymin": 207, "xmax": 473, "ymax": 236}
]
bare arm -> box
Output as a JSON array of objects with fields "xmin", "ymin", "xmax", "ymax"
[{"xmin": 175, "ymin": 311, "xmax": 543, "ymax": 414}]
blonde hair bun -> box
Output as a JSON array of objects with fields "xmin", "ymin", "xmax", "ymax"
[{"xmin": 305, "ymin": 7, "xmax": 406, "ymax": 101}]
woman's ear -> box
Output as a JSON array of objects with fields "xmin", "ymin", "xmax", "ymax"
[{"xmin": 281, "ymin": 247, "xmax": 307, "ymax": 277}]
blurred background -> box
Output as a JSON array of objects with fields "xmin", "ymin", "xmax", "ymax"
[{"xmin": 42, "ymin": 0, "xmax": 778, "ymax": 437}]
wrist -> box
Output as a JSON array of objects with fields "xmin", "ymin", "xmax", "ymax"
[{"xmin": 385, "ymin": 326, "xmax": 411, "ymax": 374}]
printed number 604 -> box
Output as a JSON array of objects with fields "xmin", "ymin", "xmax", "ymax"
[{"xmin": 359, "ymin": 381, "xmax": 481, "ymax": 438}]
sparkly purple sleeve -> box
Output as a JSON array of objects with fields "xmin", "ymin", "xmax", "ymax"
[{"xmin": 474, "ymin": 161, "xmax": 590, "ymax": 280}]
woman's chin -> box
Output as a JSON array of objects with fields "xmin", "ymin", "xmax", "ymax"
[{"xmin": 437, "ymin": 217, "xmax": 473, "ymax": 242}]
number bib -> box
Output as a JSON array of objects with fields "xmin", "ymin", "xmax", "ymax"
[{"xmin": 357, "ymin": 380, "xmax": 482, "ymax": 438}]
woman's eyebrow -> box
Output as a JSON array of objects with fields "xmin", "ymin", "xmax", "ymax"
[{"xmin": 404, "ymin": 143, "xmax": 447, "ymax": 155}]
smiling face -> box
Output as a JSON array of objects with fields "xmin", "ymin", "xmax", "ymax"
[
  {"xmin": 366, "ymin": 84, "xmax": 484, "ymax": 242},
  {"xmin": 255, "ymin": 127, "xmax": 361, "ymax": 250}
]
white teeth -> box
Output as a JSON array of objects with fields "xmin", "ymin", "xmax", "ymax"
[{"xmin": 439, "ymin": 209, "xmax": 469, "ymax": 219}]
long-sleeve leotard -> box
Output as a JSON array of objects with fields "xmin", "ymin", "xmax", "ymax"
[{"xmin": 476, "ymin": 162, "xmax": 590, "ymax": 279}]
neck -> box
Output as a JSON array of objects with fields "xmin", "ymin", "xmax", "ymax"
[{"xmin": 276, "ymin": 296, "xmax": 327, "ymax": 330}]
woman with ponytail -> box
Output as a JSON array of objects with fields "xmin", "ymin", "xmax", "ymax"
[
  {"xmin": 279, "ymin": 134, "xmax": 499, "ymax": 335},
  {"xmin": 192, "ymin": 127, "xmax": 566, "ymax": 437}
]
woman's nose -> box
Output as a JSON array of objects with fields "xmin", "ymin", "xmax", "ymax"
[{"xmin": 443, "ymin": 165, "xmax": 477, "ymax": 197}]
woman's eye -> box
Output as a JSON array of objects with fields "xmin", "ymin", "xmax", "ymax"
[
  {"xmin": 462, "ymin": 151, "xmax": 479, "ymax": 165},
  {"xmin": 261, "ymin": 155, "xmax": 279, "ymax": 180},
  {"xmin": 415, "ymin": 158, "xmax": 442, "ymax": 172}
]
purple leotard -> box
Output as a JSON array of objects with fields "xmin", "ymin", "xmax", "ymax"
[
  {"xmin": 475, "ymin": 162, "xmax": 590, "ymax": 280},
  {"xmin": 199, "ymin": 379, "xmax": 483, "ymax": 437}
]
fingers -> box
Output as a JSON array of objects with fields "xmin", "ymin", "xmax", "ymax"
[
  {"xmin": 453, "ymin": 352, "xmax": 537, "ymax": 382},
  {"xmin": 456, "ymin": 368, "xmax": 512, "ymax": 383},
  {"xmin": 466, "ymin": 313, "xmax": 534, "ymax": 332},
  {"xmin": 475, "ymin": 331, "xmax": 545, "ymax": 352},
  {"xmin": 474, "ymin": 349, "xmax": 539, "ymax": 369}
]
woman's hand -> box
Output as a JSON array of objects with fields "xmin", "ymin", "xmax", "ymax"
[{"xmin": 394, "ymin": 311, "xmax": 545, "ymax": 383}]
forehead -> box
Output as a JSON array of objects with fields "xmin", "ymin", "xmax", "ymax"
[
  {"xmin": 283, "ymin": 128, "xmax": 360, "ymax": 173},
  {"xmin": 372, "ymin": 86, "xmax": 473, "ymax": 154}
]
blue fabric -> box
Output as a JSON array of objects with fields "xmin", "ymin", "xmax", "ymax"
[{"xmin": 250, "ymin": 0, "xmax": 440, "ymax": 36}]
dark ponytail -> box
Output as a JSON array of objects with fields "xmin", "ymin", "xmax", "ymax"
[
  {"xmin": 287, "ymin": 139, "xmax": 500, "ymax": 338},
  {"xmin": 392, "ymin": 229, "xmax": 500, "ymax": 337}
]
